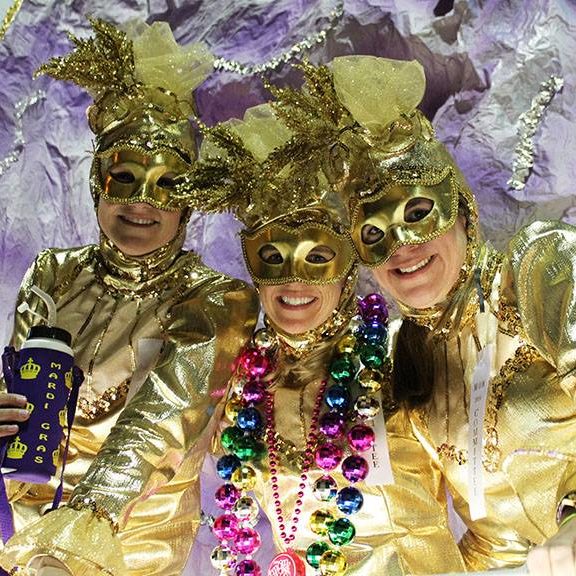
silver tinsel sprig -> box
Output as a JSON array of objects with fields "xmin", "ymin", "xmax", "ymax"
[
  {"xmin": 0, "ymin": 90, "xmax": 46, "ymax": 178},
  {"xmin": 507, "ymin": 75, "xmax": 564, "ymax": 191},
  {"xmin": 213, "ymin": 0, "xmax": 344, "ymax": 75}
]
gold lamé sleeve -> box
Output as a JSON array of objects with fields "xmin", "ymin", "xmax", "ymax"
[
  {"xmin": 1, "ymin": 274, "xmax": 258, "ymax": 575},
  {"xmin": 507, "ymin": 220, "xmax": 576, "ymax": 382},
  {"xmin": 389, "ymin": 410, "xmax": 466, "ymax": 575}
]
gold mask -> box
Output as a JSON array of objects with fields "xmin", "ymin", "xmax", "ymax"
[
  {"xmin": 351, "ymin": 168, "xmax": 461, "ymax": 266},
  {"xmin": 241, "ymin": 221, "xmax": 355, "ymax": 285},
  {"xmin": 95, "ymin": 147, "xmax": 190, "ymax": 211}
]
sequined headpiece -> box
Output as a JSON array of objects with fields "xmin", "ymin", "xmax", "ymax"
[
  {"xmin": 184, "ymin": 103, "xmax": 356, "ymax": 286},
  {"xmin": 264, "ymin": 56, "xmax": 479, "ymax": 267},
  {"xmin": 35, "ymin": 17, "xmax": 213, "ymax": 210}
]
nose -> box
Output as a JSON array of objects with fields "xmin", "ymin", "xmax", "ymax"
[{"xmin": 390, "ymin": 224, "xmax": 415, "ymax": 244}]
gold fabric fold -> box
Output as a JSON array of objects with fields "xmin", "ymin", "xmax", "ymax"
[
  {"xmin": 0, "ymin": 507, "xmax": 125, "ymax": 575},
  {"xmin": 406, "ymin": 220, "xmax": 576, "ymax": 570},
  {"xmin": 0, "ymin": 244, "xmax": 258, "ymax": 574}
]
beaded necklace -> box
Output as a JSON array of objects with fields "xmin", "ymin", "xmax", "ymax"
[{"xmin": 210, "ymin": 293, "xmax": 390, "ymax": 576}]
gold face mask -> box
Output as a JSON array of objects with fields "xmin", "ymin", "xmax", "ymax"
[
  {"xmin": 241, "ymin": 222, "xmax": 356, "ymax": 285},
  {"xmin": 351, "ymin": 168, "xmax": 460, "ymax": 266},
  {"xmin": 95, "ymin": 148, "xmax": 190, "ymax": 211}
]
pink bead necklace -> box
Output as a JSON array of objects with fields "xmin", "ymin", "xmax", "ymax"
[{"xmin": 264, "ymin": 380, "xmax": 327, "ymax": 546}]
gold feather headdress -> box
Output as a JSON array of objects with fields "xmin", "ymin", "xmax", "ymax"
[{"xmin": 35, "ymin": 17, "xmax": 213, "ymax": 163}]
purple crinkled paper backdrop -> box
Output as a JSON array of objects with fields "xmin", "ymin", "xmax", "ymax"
[{"xmin": 1, "ymin": 0, "xmax": 576, "ymax": 569}]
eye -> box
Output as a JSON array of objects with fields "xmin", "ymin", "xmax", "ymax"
[
  {"xmin": 109, "ymin": 167, "xmax": 135, "ymax": 184},
  {"xmin": 305, "ymin": 245, "xmax": 336, "ymax": 264},
  {"xmin": 259, "ymin": 244, "xmax": 284, "ymax": 265},
  {"xmin": 157, "ymin": 173, "xmax": 178, "ymax": 189},
  {"xmin": 405, "ymin": 198, "xmax": 433, "ymax": 223},
  {"xmin": 361, "ymin": 224, "xmax": 385, "ymax": 245}
]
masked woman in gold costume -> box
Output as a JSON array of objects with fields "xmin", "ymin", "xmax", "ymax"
[
  {"xmin": 185, "ymin": 103, "xmax": 466, "ymax": 575},
  {"xmin": 284, "ymin": 55, "xmax": 576, "ymax": 575},
  {"xmin": 0, "ymin": 19, "xmax": 258, "ymax": 576}
]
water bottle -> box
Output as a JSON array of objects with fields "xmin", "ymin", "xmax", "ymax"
[{"xmin": 1, "ymin": 287, "xmax": 79, "ymax": 483}]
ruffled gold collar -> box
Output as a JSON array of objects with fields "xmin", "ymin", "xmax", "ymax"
[{"xmin": 95, "ymin": 222, "xmax": 196, "ymax": 297}]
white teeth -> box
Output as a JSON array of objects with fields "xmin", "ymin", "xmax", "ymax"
[
  {"xmin": 124, "ymin": 216, "xmax": 155, "ymax": 225},
  {"xmin": 280, "ymin": 295, "xmax": 315, "ymax": 306},
  {"xmin": 399, "ymin": 256, "xmax": 432, "ymax": 274}
]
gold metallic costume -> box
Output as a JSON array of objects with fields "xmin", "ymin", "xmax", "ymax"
[
  {"xmin": 190, "ymin": 105, "xmax": 466, "ymax": 574},
  {"xmin": 0, "ymin": 18, "xmax": 258, "ymax": 575},
  {"xmin": 287, "ymin": 54, "xmax": 576, "ymax": 570},
  {"xmin": 405, "ymin": 220, "xmax": 576, "ymax": 570}
]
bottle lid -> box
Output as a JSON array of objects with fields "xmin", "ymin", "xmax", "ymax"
[{"xmin": 28, "ymin": 325, "xmax": 72, "ymax": 347}]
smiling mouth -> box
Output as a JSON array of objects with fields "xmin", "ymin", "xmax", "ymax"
[
  {"xmin": 396, "ymin": 255, "xmax": 433, "ymax": 275},
  {"xmin": 278, "ymin": 295, "xmax": 317, "ymax": 307},
  {"xmin": 119, "ymin": 214, "xmax": 158, "ymax": 226}
]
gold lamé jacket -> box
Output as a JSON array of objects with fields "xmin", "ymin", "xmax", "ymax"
[
  {"xmin": 210, "ymin": 324, "xmax": 466, "ymax": 575},
  {"xmin": 405, "ymin": 220, "xmax": 576, "ymax": 571},
  {"xmin": 0, "ymin": 238, "xmax": 258, "ymax": 575}
]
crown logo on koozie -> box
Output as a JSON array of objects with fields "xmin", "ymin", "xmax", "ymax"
[
  {"xmin": 7, "ymin": 436, "xmax": 28, "ymax": 460},
  {"xmin": 20, "ymin": 357, "xmax": 41, "ymax": 380}
]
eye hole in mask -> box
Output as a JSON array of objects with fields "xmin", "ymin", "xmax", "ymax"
[
  {"xmin": 360, "ymin": 197, "xmax": 435, "ymax": 245},
  {"xmin": 108, "ymin": 166, "xmax": 179, "ymax": 190},
  {"xmin": 258, "ymin": 244, "xmax": 337, "ymax": 265}
]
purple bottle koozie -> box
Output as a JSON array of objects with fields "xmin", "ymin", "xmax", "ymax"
[{"xmin": 1, "ymin": 325, "xmax": 75, "ymax": 483}]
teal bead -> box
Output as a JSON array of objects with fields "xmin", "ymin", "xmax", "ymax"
[
  {"xmin": 328, "ymin": 517, "xmax": 356, "ymax": 546},
  {"xmin": 358, "ymin": 344, "xmax": 386, "ymax": 370},
  {"xmin": 221, "ymin": 426, "xmax": 243, "ymax": 451},
  {"xmin": 329, "ymin": 355, "xmax": 356, "ymax": 384},
  {"xmin": 306, "ymin": 541, "xmax": 331, "ymax": 568}
]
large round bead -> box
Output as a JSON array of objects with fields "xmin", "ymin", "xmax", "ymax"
[
  {"xmin": 242, "ymin": 380, "xmax": 266, "ymax": 404},
  {"xmin": 210, "ymin": 545, "xmax": 236, "ymax": 570},
  {"xmin": 357, "ymin": 368, "xmax": 383, "ymax": 393},
  {"xmin": 315, "ymin": 442, "xmax": 343, "ymax": 471},
  {"xmin": 225, "ymin": 395, "xmax": 243, "ymax": 423},
  {"xmin": 318, "ymin": 549, "xmax": 348, "ymax": 576},
  {"xmin": 234, "ymin": 558, "xmax": 262, "ymax": 576},
  {"xmin": 239, "ymin": 348, "xmax": 271, "ymax": 379},
  {"xmin": 329, "ymin": 355, "xmax": 356, "ymax": 385},
  {"xmin": 212, "ymin": 513, "xmax": 239, "ymax": 541},
  {"xmin": 234, "ymin": 436, "xmax": 266, "ymax": 461},
  {"xmin": 216, "ymin": 454, "xmax": 241, "ymax": 480},
  {"xmin": 354, "ymin": 395, "xmax": 380, "ymax": 419},
  {"xmin": 233, "ymin": 496, "xmax": 259, "ymax": 525},
  {"xmin": 358, "ymin": 322, "xmax": 388, "ymax": 346},
  {"xmin": 341, "ymin": 455, "xmax": 369, "ymax": 483},
  {"xmin": 336, "ymin": 333, "xmax": 357, "ymax": 355},
  {"xmin": 358, "ymin": 293, "xmax": 389, "ymax": 323},
  {"xmin": 359, "ymin": 343, "xmax": 386, "ymax": 370},
  {"xmin": 230, "ymin": 464, "xmax": 257, "ymax": 490},
  {"xmin": 328, "ymin": 517, "xmax": 356, "ymax": 546},
  {"xmin": 306, "ymin": 541, "xmax": 331, "ymax": 569},
  {"xmin": 221, "ymin": 426, "xmax": 243, "ymax": 451},
  {"xmin": 336, "ymin": 486, "xmax": 364, "ymax": 515},
  {"xmin": 312, "ymin": 475, "xmax": 338, "ymax": 502},
  {"xmin": 234, "ymin": 526, "xmax": 262, "ymax": 555},
  {"xmin": 231, "ymin": 464, "xmax": 257, "ymax": 490},
  {"xmin": 236, "ymin": 406, "xmax": 264, "ymax": 433},
  {"xmin": 214, "ymin": 483, "xmax": 241, "ymax": 510},
  {"xmin": 319, "ymin": 412, "xmax": 346, "ymax": 439},
  {"xmin": 252, "ymin": 328, "xmax": 276, "ymax": 350},
  {"xmin": 347, "ymin": 424, "xmax": 375, "ymax": 452},
  {"xmin": 309, "ymin": 509, "xmax": 335, "ymax": 535},
  {"xmin": 324, "ymin": 385, "xmax": 350, "ymax": 412}
]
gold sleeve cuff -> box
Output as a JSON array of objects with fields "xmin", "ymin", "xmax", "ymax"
[
  {"xmin": 0, "ymin": 507, "xmax": 126, "ymax": 575},
  {"xmin": 508, "ymin": 220, "xmax": 576, "ymax": 381}
]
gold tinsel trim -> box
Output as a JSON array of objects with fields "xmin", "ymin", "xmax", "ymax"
[{"xmin": 0, "ymin": 0, "xmax": 23, "ymax": 41}]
